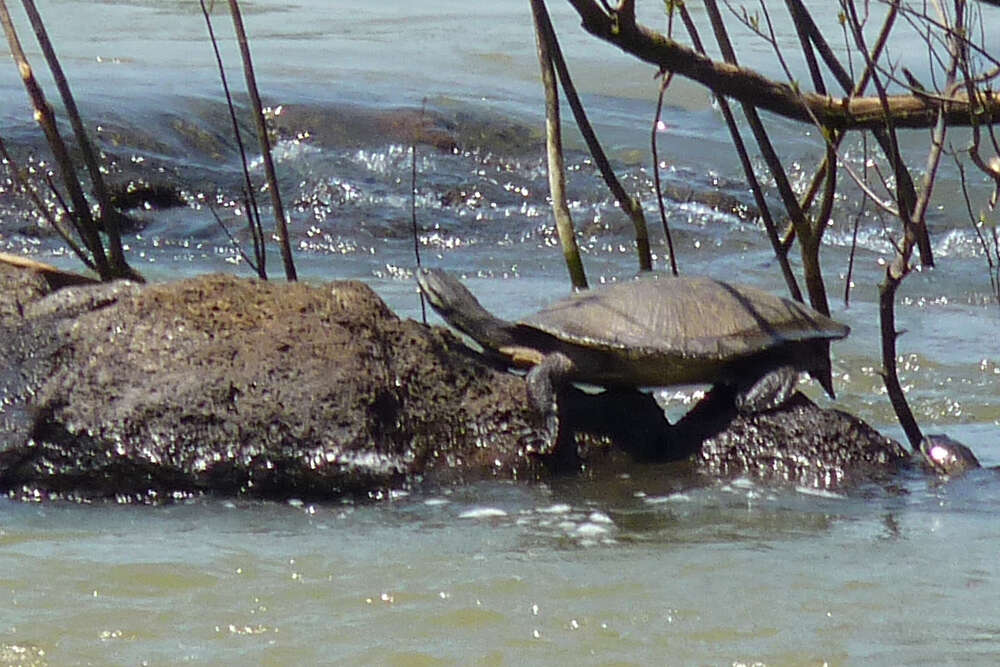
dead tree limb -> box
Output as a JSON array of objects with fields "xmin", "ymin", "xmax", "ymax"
[{"xmin": 564, "ymin": 0, "xmax": 1000, "ymax": 130}]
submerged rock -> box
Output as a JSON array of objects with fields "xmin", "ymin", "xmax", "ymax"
[
  {"xmin": 0, "ymin": 262, "xmax": 908, "ymax": 502},
  {"xmin": 919, "ymin": 433, "xmax": 982, "ymax": 476}
]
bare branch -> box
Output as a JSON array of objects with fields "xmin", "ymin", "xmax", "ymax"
[
  {"xmin": 564, "ymin": 0, "xmax": 1000, "ymax": 130},
  {"xmin": 651, "ymin": 72, "xmax": 678, "ymax": 276},
  {"xmin": 677, "ymin": 1, "xmax": 803, "ymax": 302},
  {"xmin": 535, "ymin": 0, "xmax": 652, "ymax": 272},
  {"xmin": 532, "ymin": 0, "xmax": 587, "ymax": 288},
  {"xmin": 227, "ymin": 0, "xmax": 297, "ymax": 281}
]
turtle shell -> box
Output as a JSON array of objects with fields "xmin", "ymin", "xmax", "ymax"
[{"xmin": 515, "ymin": 275, "xmax": 847, "ymax": 385}]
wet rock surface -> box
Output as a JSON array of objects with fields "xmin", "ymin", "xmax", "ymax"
[
  {"xmin": 693, "ymin": 392, "xmax": 908, "ymax": 487},
  {"xmin": 558, "ymin": 385, "xmax": 908, "ymax": 488},
  {"xmin": 0, "ymin": 263, "xmax": 909, "ymax": 502},
  {"xmin": 1, "ymin": 267, "xmax": 550, "ymax": 501}
]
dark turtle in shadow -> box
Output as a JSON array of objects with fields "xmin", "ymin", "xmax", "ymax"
[
  {"xmin": 416, "ymin": 269, "xmax": 849, "ymax": 446},
  {"xmin": 919, "ymin": 434, "xmax": 982, "ymax": 476}
]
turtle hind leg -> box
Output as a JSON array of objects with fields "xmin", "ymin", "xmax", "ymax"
[
  {"xmin": 733, "ymin": 366, "xmax": 801, "ymax": 414},
  {"xmin": 525, "ymin": 352, "xmax": 575, "ymax": 456}
]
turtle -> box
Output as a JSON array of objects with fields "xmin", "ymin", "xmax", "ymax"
[
  {"xmin": 416, "ymin": 268, "xmax": 849, "ymax": 440},
  {"xmin": 919, "ymin": 434, "xmax": 981, "ymax": 476}
]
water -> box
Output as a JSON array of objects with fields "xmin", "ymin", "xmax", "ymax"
[{"xmin": 1, "ymin": 0, "xmax": 999, "ymax": 663}]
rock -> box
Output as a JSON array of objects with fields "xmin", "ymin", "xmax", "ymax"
[
  {"xmin": 919, "ymin": 433, "xmax": 982, "ymax": 476},
  {"xmin": 557, "ymin": 386, "xmax": 908, "ymax": 488},
  {"xmin": 0, "ymin": 262, "xmax": 909, "ymax": 502},
  {"xmin": 0, "ymin": 270, "xmax": 549, "ymax": 502},
  {"xmin": 693, "ymin": 392, "xmax": 908, "ymax": 488},
  {"xmin": 0, "ymin": 260, "xmax": 105, "ymax": 458}
]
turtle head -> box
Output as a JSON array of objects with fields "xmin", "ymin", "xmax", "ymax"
[
  {"xmin": 416, "ymin": 268, "xmax": 513, "ymax": 348},
  {"xmin": 416, "ymin": 268, "xmax": 472, "ymax": 324}
]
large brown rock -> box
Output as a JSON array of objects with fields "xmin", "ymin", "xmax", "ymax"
[{"xmin": 1, "ymin": 269, "xmax": 549, "ymax": 501}]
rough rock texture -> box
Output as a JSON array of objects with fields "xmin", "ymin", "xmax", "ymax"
[
  {"xmin": 1, "ymin": 270, "xmax": 549, "ymax": 501},
  {"xmin": 561, "ymin": 386, "xmax": 909, "ymax": 488},
  {"xmin": 693, "ymin": 393, "xmax": 908, "ymax": 487},
  {"xmin": 0, "ymin": 263, "xmax": 910, "ymax": 502}
]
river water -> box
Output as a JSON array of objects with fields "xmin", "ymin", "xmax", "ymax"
[{"xmin": 1, "ymin": 0, "xmax": 999, "ymax": 663}]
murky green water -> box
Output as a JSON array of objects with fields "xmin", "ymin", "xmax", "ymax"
[
  {"xmin": 1, "ymin": 0, "xmax": 999, "ymax": 663},
  {"xmin": 3, "ymin": 475, "xmax": 1000, "ymax": 664}
]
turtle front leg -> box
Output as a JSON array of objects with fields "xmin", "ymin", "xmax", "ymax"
[
  {"xmin": 733, "ymin": 366, "xmax": 801, "ymax": 414},
  {"xmin": 525, "ymin": 352, "xmax": 575, "ymax": 454}
]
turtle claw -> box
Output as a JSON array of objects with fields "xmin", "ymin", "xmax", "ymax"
[
  {"xmin": 734, "ymin": 366, "xmax": 801, "ymax": 414},
  {"xmin": 526, "ymin": 352, "xmax": 575, "ymax": 455}
]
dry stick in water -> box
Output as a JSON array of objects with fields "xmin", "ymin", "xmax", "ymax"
[
  {"xmin": 992, "ymin": 226, "xmax": 1000, "ymax": 304},
  {"xmin": 955, "ymin": 158, "xmax": 1000, "ymax": 303},
  {"xmin": 227, "ymin": 0, "xmax": 297, "ymax": 281},
  {"xmin": 651, "ymin": 4, "xmax": 679, "ymax": 276},
  {"xmin": 20, "ymin": 0, "xmax": 139, "ymax": 281},
  {"xmin": 676, "ymin": 3, "xmax": 802, "ymax": 303},
  {"xmin": 531, "ymin": 0, "xmax": 586, "ymax": 289},
  {"xmin": 533, "ymin": 0, "xmax": 652, "ymax": 273},
  {"xmin": 200, "ymin": 0, "xmax": 266, "ymax": 279},
  {"xmin": 411, "ymin": 103, "xmax": 427, "ymax": 325},
  {"xmin": 843, "ymin": 162, "xmax": 870, "ymax": 309},
  {"xmin": 245, "ymin": 191, "xmax": 266, "ymax": 275},
  {"xmin": 650, "ymin": 72, "xmax": 679, "ymax": 276},
  {"xmin": 704, "ymin": 0, "xmax": 831, "ymax": 315},
  {"xmin": 43, "ymin": 171, "xmax": 78, "ymax": 232},
  {"xmin": 838, "ymin": 11, "xmax": 862, "ymax": 309},
  {"xmin": 842, "ymin": 0, "xmax": 927, "ymax": 450},
  {"xmin": 209, "ymin": 205, "xmax": 262, "ymax": 273},
  {"xmin": 0, "ymin": 135, "xmax": 94, "ymax": 269},
  {"xmin": 0, "ymin": 0, "xmax": 110, "ymax": 278}
]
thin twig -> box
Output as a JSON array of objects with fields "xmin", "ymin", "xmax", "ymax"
[
  {"xmin": 678, "ymin": 2, "xmax": 801, "ymax": 302},
  {"xmin": 651, "ymin": 72, "xmax": 678, "ymax": 276},
  {"xmin": 843, "ymin": 191, "xmax": 868, "ymax": 308},
  {"xmin": 200, "ymin": 0, "xmax": 266, "ymax": 279},
  {"xmin": 242, "ymin": 190, "xmax": 266, "ymax": 276},
  {"xmin": 534, "ymin": 0, "xmax": 651, "ymax": 272},
  {"xmin": 227, "ymin": 0, "xmax": 297, "ymax": 281},
  {"xmin": 531, "ymin": 0, "xmax": 587, "ymax": 288},
  {"xmin": 0, "ymin": 0, "xmax": 111, "ymax": 277},
  {"xmin": 210, "ymin": 205, "xmax": 263, "ymax": 276},
  {"xmin": 0, "ymin": 135, "xmax": 95, "ymax": 269},
  {"xmin": 412, "ymin": 100, "xmax": 427, "ymax": 324},
  {"xmin": 954, "ymin": 154, "xmax": 1000, "ymax": 303}
]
